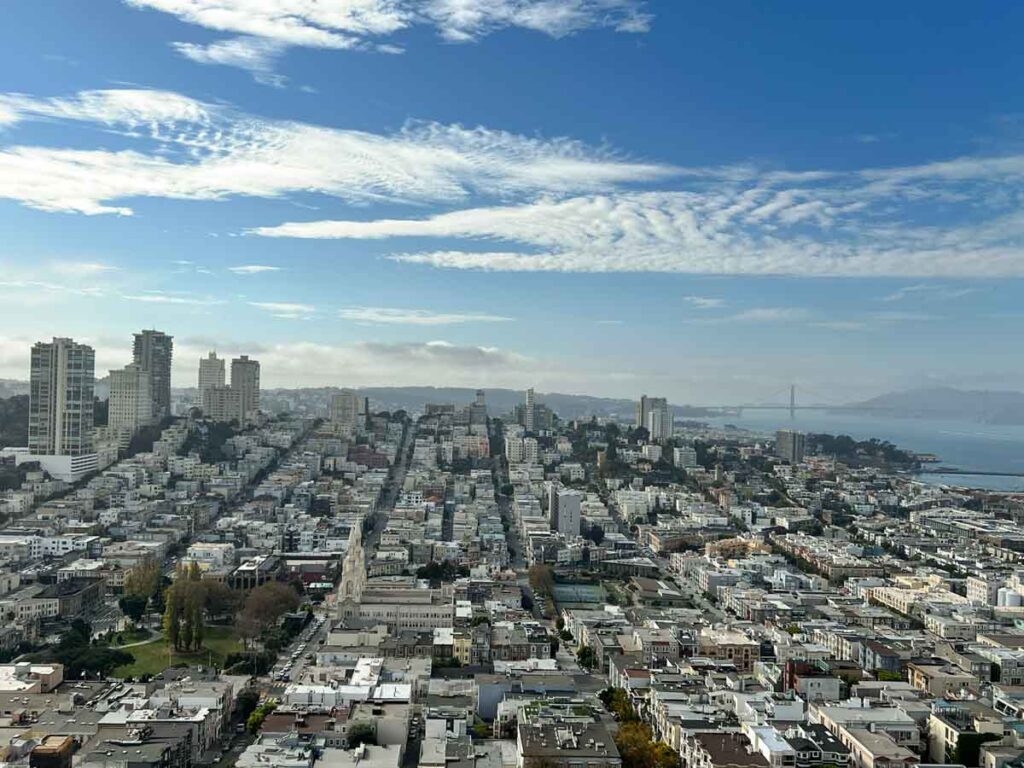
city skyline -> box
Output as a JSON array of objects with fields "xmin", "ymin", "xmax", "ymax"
[{"xmin": 3, "ymin": 3, "xmax": 1024, "ymax": 402}]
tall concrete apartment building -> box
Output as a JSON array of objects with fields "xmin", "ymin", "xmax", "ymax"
[
  {"xmin": 547, "ymin": 483, "xmax": 582, "ymax": 537},
  {"xmin": 230, "ymin": 355, "xmax": 260, "ymax": 423},
  {"xmin": 132, "ymin": 330, "xmax": 173, "ymax": 420},
  {"xmin": 28, "ymin": 337, "xmax": 95, "ymax": 456},
  {"xmin": 108, "ymin": 363, "xmax": 154, "ymax": 440},
  {"xmin": 202, "ymin": 385, "xmax": 241, "ymax": 423},
  {"xmin": 555, "ymin": 489, "xmax": 582, "ymax": 537},
  {"xmin": 469, "ymin": 389, "xmax": 488, "ymax": 425},
  {"xmin": 197, "ymin": 351, "xmax": 225, "ymax": 395},
  {"xmin": 330, "ymin": 389, "xmax": 366, "ymax": 431},
  {"xmin": 524, "ymin": 388, "xmax": 536, "ymax": 432},
  {"xmin": 775, "ymin": 430, "xmax": 806, "ymax": 464},
  {"xmin": 637, "ymin": 395, "xmax": 672, "ymax": 441}
]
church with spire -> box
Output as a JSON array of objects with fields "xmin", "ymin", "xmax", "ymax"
[
  {"xmin": 337, "ymin": 520, "xmax": 367, "ymax": 616},
  {"xmin": 334, "ymin": 516, "xmax": 455, "ymax": 631}
]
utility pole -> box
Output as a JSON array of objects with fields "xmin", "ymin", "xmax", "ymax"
[{"xmin": 789, "ymin": 385, "xmax": 796, "ymax": 420}]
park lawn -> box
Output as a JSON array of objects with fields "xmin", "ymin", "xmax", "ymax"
[
  {"xmin": 113, "ymin": 627, "xmax": 154, "ymax": 645},
  {"xmin": 113, "ymin": 626, "xmax": 243, "ymax": 678}
]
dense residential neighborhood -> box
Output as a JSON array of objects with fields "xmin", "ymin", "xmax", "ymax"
[{"xmin": 0, "ymin": 333, "xmax": 1024, "ymax": 768}]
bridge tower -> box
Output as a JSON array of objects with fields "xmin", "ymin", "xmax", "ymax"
[{"xmin": 789, "ymin": 385, "xmax": 796, "ymax": 419}]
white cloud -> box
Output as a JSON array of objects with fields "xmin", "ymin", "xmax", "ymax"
[
  {"xmin": 121, "ymin": 292, "xmax": 223, "ymax": 305},
  {"xmin": 684, "ymin": 296, "xmax": 724, "ymax": 309},
  {"xmin": 0, "ymin": 279, "xmax": 106, "ymax": 301},
  {"xmin": 229, "ymin": 264, "xmax": 282, "ymax": 274},
  {"xmin": 881, "ymin": 284, "xmax": 931, "ymax": 302},
  {"xmin": 338, "ymin": 306, "xmax": 513, "ymax": 325},
  {"xmin": 172, "ymin": 37, "xmax": 289, "ymax": 86},
  {"xmin": 9, "ymin": 87, "xmax": 1024, "ymax": 279},
  {"xmin": 0, "ymin": 332, "xmax": 547, "ymax": 390},
  {"xmin": 882, "ymin": 284, "xmax": 977, "ymax": 302},
  {"xmin": 257, "ymin": 175, "xmax": 1024, "ymax": 276},
  {"xmin": 125, "ymin": 0, "xmax": 651, "ymax": 78},
  {"xmin": 48, "ymin": 261, "xmax": 119, "ymax": 276},
  {"xmin": 249, "ymin": 301, "xmax": 317, "ymax": 316},
  {"xmin": 0, "ymin": 88, "xmax": 213, "ymax": 129},
  {"xmin": 711, "ymin": 308, "xmax": 809, "ymax": 324},
  {"xmin": 811, "ymin": 320, "xmax": 870, "ymax": 331},
  {"xmin": 170, "ymin": 337, "xmax": 544, "ymax": 390},
  {"xmin": 871, "ymin": 311, "xmax": 938, "ymax": 322},
  {"xmin": 0, "ymin": 88, "xmax": 674, "ymax": 216}
]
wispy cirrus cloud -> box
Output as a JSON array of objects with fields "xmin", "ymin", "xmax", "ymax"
[
  {"xmin": 49, "ymin": 261, "xmax": 119, "ymax": 276},
  {"xmin": 338, "ymin": 306, "xmax": 513, "ymax": 325},
  {"xmin": 870, "ymin": 311, "xmax": 938, "ymax": 322},
  {"xmin": 172, "ymin": 37, "xmax": 288, "ymax": 86},
  {"xmin": 121, "ymin": 291, "xmax": 224, "ymax": 306},
  {"xmin": 881, "ymin": 283, "xmax": 977, "ymax": 302},
  {"xmin": 810, "ymin": 320, "xmax": 870, "ymax": 332},
  {"xmin": 705, "ymin": 307, "xmax": 809, "ymax": 324},
  {"xmin": 125, "ymin": 0, "xmax": 652, "ymax": 81},
  {"xmin": 0, "ymin": 279, "xmax": 106, "ymax": 299},
  {"xmin": 257, "ymin": 172, "xmax": 1024, "ymax": 277},
  {"xmin": 0, "ymin": 88, "xmax": 674, "ymax": 216},
  {"xmin": 229, "ymin": 264, "xmax": 283, "ymax": 275},
  {"xmin": 248, "ymin": 301, "xmax": 317, "ymax": 319},
  {"xmin": 684, "ymin": 296, "xmax": 725, "ymax": 309},
  {"xmin": 8, "ymin": 87, "xmax": 1024, "ymax": 279}
]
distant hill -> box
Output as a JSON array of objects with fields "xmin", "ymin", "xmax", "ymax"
[
  {"xmin": 853, "ymin": 387, "xmax": 1024, "ymax": 424},
  {"xmin": 0, "ymin": 395, "xmax": 28, "ymax": 447},
  {"xmin": 0, "ymin": 379, "xmax": 28, "ymax": 399},
  {"xmin": 362, "ymin": 386, "xmax": 639, "ymax": 419},
  {"xmin": 242, "ymin": 385, "xmax": 717, "ymax": 421}
]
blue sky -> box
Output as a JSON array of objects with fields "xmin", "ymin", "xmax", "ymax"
[{"xmin": 1, "ymin": 1, "xmax": 1023, "ymax": 403}]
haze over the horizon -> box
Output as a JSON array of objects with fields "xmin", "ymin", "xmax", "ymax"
[{"xmin": 2, "ymin": 2, "xmax": 1023, "ymax": 402}]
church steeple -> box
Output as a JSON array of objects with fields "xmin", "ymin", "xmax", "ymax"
[{"xmin": 337, "ymin": 518, "xmax": 367, "ymax": 610}]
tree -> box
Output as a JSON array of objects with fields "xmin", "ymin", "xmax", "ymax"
[
  {"xmin": 528, "ymin": 565, "xmax": 555, "ymax": 595},
  {"xmin": 202, "ymin": 581, "xmax": 241, "ymax": 618},
  {"xmin": 417, "ymin": 561, "xmax": 470, "ymax": 585},
  {"xmin": 576, "ymin": 645, "xmax": 597, "ymax": 670},
  {"xmin": 585, "ymin": 524, "xmax": 605, "ymax": 546},
  {"xmin": 348, "ymin": 722, "xmax": 377, "ymax": 748},
  {"xmin": 615, "ymin": 721, "xmax": 679, "ymax": 768},
  {"xmin": 952, "ymin": 732, "xmax": 1001, "ymax": 767},
  {"xmin": 247, "ymin": 700, "xmax": 277, "ymax": 734},
  {"xmin": 599, "ymin": 687, "xmax": 638, "ymax": 722},
  {"xmin": 163, "ymin": 583, "xmax": 181, "ymax": 650},
  {"xmin": 124, "ymin": 561, "xmax": 162, "ymax": 601},
  {"xmin": 28, "ymin": 622, "xmax": 134, "ymax": 679},
  {"xmin": 236, "ymin": 688, "xmax": 261, "ymax": 720},
  {"xmin": 163, "ymin": 563, "xmax": 207, "ymax": 652},
  {"xmin": 185, "ymin": 581, "xmax": 205, "ymax": 651},
  {"xmin": 119, "ymin": 595, "xmax": 148, "ymax": 623},
  {"xmin": 239, "ymin": 582, "xmax": 301, "ymax": 646},
  {"xmin": 63, "ymin": 647, "xmax": 135, "ymax": 679}
]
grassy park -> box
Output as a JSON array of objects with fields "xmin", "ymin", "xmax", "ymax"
[{"xmin": 113, "ymin": 625, "xmax": 243, "ymax": 678}]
